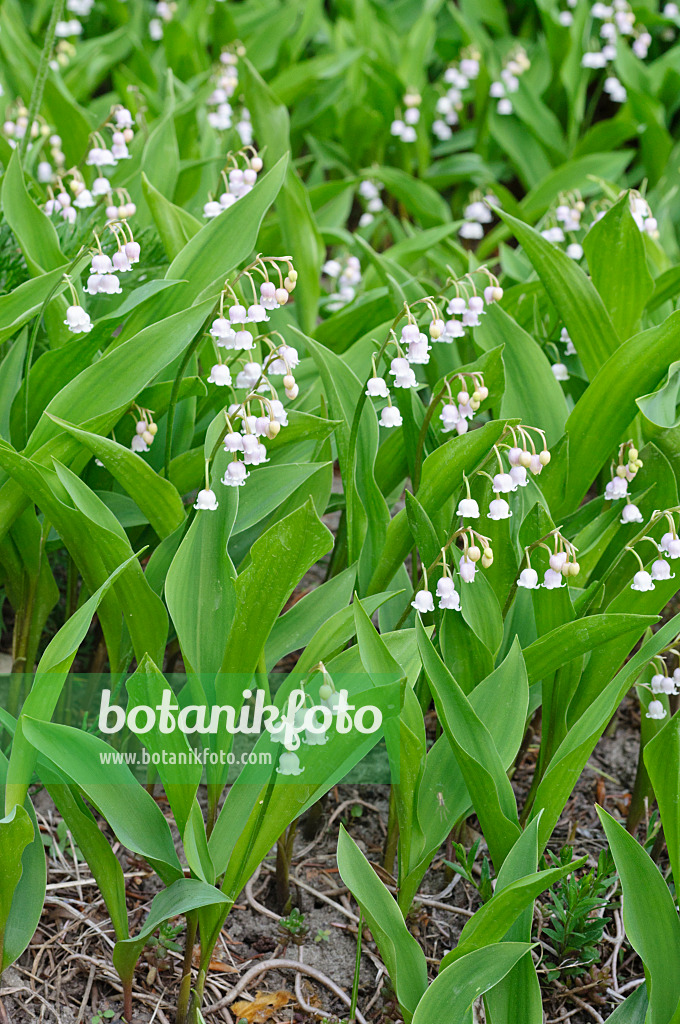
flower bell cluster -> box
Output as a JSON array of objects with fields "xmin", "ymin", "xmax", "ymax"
[
  {"xmin": 489, "ymin": 47, "xmax": 530, "ymax": 116},
  {"xmin": 357, "ymin": 180, "xmax": 385, "ymax": 228},
  {"xmin": 642, "ymin": 645, "xmax": 680, "ymax": 720},
  {"xmin": 604, "ymin": 441, "xmax": 643, "ymax": 503},
  {"xmin": 205, "ymin": 48, "xmax": 253, "ymax": 145},
  {"xmin": 582, "ymin": 0, "xmax": 656, "ymax": 76},
  {"xmin": 86, "ymin": 223, "xmax": 141, "ymax": 296},
  {"xmin": 627, "ymin": 510, "xmax": 680, "ymax": 592},
  {"xmin": 412, "ymin": 530, "xmax": 495, "ymax": 616},
  {"xmin": 431, "ymin": 49, "xmax": 480, "ymax": 141},
  {"xmin": 3, "ymin": 107, "xmax": 67, "ymax": 175},
  {"xmin": 322, "ymin": 254, "xmax": 362, "ymax": 309},
  {"xmin": 540, "ymin": 192, "xmax": 587, "ymax": 261},
  {"xmin": 456, "ymin": 430, "xmax": 550, "ymax": 527},
  {"xmin": 459, "ymin": 193, "xmax": 500, "ymax": 241},
  {"xmin": 438, "ymin": 373, "xmax": 489, "ymax": 437},
  {"xmin": 130, "ymin": 408, "xmax": 158, "ymax": 454},
  {"xmin": 149, "ymin": 1, "xmax": 176, "ymax": 40},
  {"xmin": 390, "ymin": 90, "xmax": 422, "ymax": 143},
  {"xmin": 203, "ymin": 148, "xmax": 263, "ymax": 218},
  {"xmin": 517, "ymin": 530, "xmax": 580, "ymax": 591},
  {"xmin": 195, "ymin": 259, "xmax": 300, "ymax": 508}
]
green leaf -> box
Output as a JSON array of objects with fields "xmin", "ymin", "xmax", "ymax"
[
  {"xmin": 0, "ymin": 335, "xmax": 27, "ymax": 440},
  {"xmin": 264, "ymin": 565, "xmax": 357, "ymax": 670},
  {"xmin": 582, "ymin": 194, "xmax": 654, "ymax": 341},
  {"xmin": 369, "ymin": 420, "xmax": 506, "ymax": 594},
  {"xmin": 522, "ymin": 614, "xmax": 657, "ymax": 686},
  {"xmin": 165, "ymin": 451, "xmax": 238, "ymax": 676},
  {"xmin": 47, "ymin": 416, "xmax": 185, "ymax": 538},
  {"xmin": 637, "ymin": 360, "xmax": 680, "ymax": 429},
  {"xmin": 412, "ymin": 943, "xmax": 533, "ymax": 1024},
  {"xmin": 0, "ymin": 266, "xmax": 69, "ymax": 344},
  {"xmin": 221, "ymin": 498, "xmax": 333, "ymax": 675},
  {"xmin": 531, "ymin": 614, "xmax": 680, "ymax": 850},
  {"xmin": 365, "ymin": 166, "xmax": 452, "ymax": 228},
  {"xmin": 0, "ymin": 149, "xmax": 64, "ymax": 275},
  {"xmin": 5, "ymin": 553, "xmax": 137, "ymax": 812},
  {"xmin": 542, "ymin": 312, "xmax": 680, "ymax": 516},
  {"xmin": 475, "ymin": 304, "xmax": 568, "ymax": 445},
  {"xmin": 337, "ymin": 826, "xmax": 428, "ymax": 1019},
  {"xmin": 597, "ymin": 807, "xmax": 680, "ymax": 1024},
  {"xmin": 495, "ymin": 206, "xmax": 620, "ymax": 378},
  {"xmin": 113, "ymin": 879, "xmax": 231, "ymax": 985},
  {"xmin": 0, "ymin": 804, "xmax": 34, "ymax": 971},
  {"xmin": 644, "ymin": 711, "xmax": 680, "ymax": 891},
  {"xmin": 417, "ymin": 620, "xmax": 520, "ymax": 869},
  {"xmin": 142, "ymin": 172, "xmax": 201, "ymax": 261},
  {"xmin": 20, "ymin": 719, "xmax": 183, "ymax": 886}
]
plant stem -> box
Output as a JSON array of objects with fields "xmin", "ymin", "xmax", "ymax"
[
  {"xmin": 349, "ymin": 912, "xmax": 363, "ymax": 1024},
  {"xmin": 176, "ymin": 913, "xmax": 198, "ymax": 1024},
  {"xmin": 382, "ymin": 787, "xmax": 399, "ymax": 873},
  {"xmin": 19, "ymin": 0, "xmax": 66, "ymax": 162}
]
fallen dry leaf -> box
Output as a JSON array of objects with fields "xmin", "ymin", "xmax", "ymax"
[{"xmin": 231, "ymin": 989, "xmax": 292, "ymax": 1022}]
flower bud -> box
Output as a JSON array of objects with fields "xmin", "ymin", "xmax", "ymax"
[
  {"xmin": 267, "ymin": 420, "xmax": 281, "ymax": 438},
  {"xmin": 284, "ymin": 277, "xmax": 295, "ymax": 292},
  {"xmin": 629, "ymin": 447, "xmax": 638, "ymax": 461},
  {"xmin": 283, "ymin": 374, "xmax": 296, "ymax": 390},
  {"xmin": 481, "ymin": 548, "xmax": 494, "ymax": 568},
  {"xmin": 251, "ymin": 156, "xmax": 263, "ymax": 172},
  {"xmin": 568, "ymin": 562, "xmax": 580, "ymax": 576},
  {"xmin": 539, "ymin": 450, "xmax": 551, "ymax": 466},
  {"xmin": 285, "ymin": 384, "xmax": 299, "ymax": 399},
  {"xmin": 457, "ymin": 390, "xmax": 469, "ymax": 405},
  {"xmin": 616, "ymin": 464, "xmax": 627, "ymax": 478},
  {"xmin": 275, "ymin": 287, "xmax": 289, "ymax": 305},
  {"xmin": 519, "ymin": 450, "xmax": 532, "ymax": 468},
  {"xmin": 142, "ymin": 430, "xmax": 154, "ymax": 445},
  {"xmin": 467, "ymin": 545, "xmax": 481, "ymax": 562},
  {"xmin": 148, "ymin": 423, "xmax": 158, "ymax": 435}
]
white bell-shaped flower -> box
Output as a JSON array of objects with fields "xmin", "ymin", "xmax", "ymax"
[
  {"xmin": 459, "ymin": 557, "xmax": 476, "ymax": 583},
  {"xmin": 493, "ymin": 472, "xmax": 515, "ymax": 493},
  {"xmin": 646, "ymin": 700, "xmax": 667, "ymax": 720},
  {"xmin": 194, "ymin": 488, "xmax": 219, "ymax": 510},
  {"xmin": 90, "ymin": 253, "xmax": 113, "ymax": 274},
  {"xmin": 456, "ymin": 497, "xmax": 479, "ymax": 519},
  {"xmin": 552, "ymin": 363, "xmax": 569, "ymax": 381},
  {"xmin": 112, "ymin": 250, "xmax": 132, "ymax": 272},
  {"xmin": 605, "ymin": 477, "xmax": 628, "ymax": 500},
  {"xmin": 651, "ymin": 558, "xmax": 674, "ymax": 580},
  {"xmin": 488, "ymin": 497, "xmax": 512, "ymax": 520},
  {"xmin": 518, "ymin": 567, "xmax": 540, "ymax": 589},
  {"xmin": 64, "ymin": 305, "xmax": 93, "ymax": 334},
  {"xmin": 221, "ymin": 460, "xmax": 249, "ymax": 487},
  {"xmin": 207, "ymin": 364, "xmax": 232, "ymax": 386},
  {"xmin": 440, "ymin": 403, "xmax": 460, "ymax": 433},
  {"xmin": 224, "ymin": 431, "xmax": 244, "ymax": 452},
  {"xmin": 247, "ymin": 303, "xmax": 269, "ymax": 323},
  {"xmin": 203, "ymin": 200, "xmax": 222, "ymax": 219},
  {"xmin": 366, "ymin": 377, "xmax": 389, "ymax": 398},
  {"xmin": 389, "ymin": 357, "xmax": 417, "ymax": 389},
  {"xmin": 631, "ymin": 570, "xmax": 655, "ymax": 592},
  {"xmin": 235, "ymin": 362, "xmax": 262, "ymax": 389},
  {"xmin": 125, "ymin": 241, "xmax": 141, "ymax": 263},
  {"xmin": 436, "ymin": 576, "xmax": 461, "ymax": 610},
  {"xmin": 620, "ymin": 503, "xmax": 644, "ymax": 524},
  {"xmin": 510, "ymin": 466, "xmax": 528, "ymax": 488},
  {"xmin": 407, "ymin": 334, "xmax": 431, "ymax": 365},
  {"xmin": 543, "ymin": 568, "xmax": 564, "ymax": 589},
  {"xmin": 412, "ymin": 589, "xmax": 435, "ymax": 613},
  {"xmin": 380, "ymin": 405, "xmax": 402, "ymax": 428},
  {"xmin": 668, "ymin": 539, "xmax": 680, "ymax": 559}
]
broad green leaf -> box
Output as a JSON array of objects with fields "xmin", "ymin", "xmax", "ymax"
[
  {"xmin": 221, "ymin": 498, "xmax": 333, "ymax": 675},
  {"xmin": 6, "ymin": 553, "xmax": 137, "ymax": 812},
  {"xmin": 542, "ymin": 312, "xmax": 680, "ymax": 516},
  {"xmin": 417, "ymin": 619, "xmax": 520, "ymax": 869},
  {"xmin": 583, "ymin": 194, "xmax": 654, "ymax": 341},
  {"xmin": 142, "ymin": 172, "xmax": 201, "ymax": 261},
  {"xmin": 0, "ymin": 149, "xmax": 64, "ymax": 275},
  {"xmin": 47, "ymin": 416, "xmax": 186, "ymax": 538},
  {"xmin": 0, "ymin": 334, "xmax": 27, "ymax": 440},
  {"xmin": 0, "ymin": 266, "xmax": 69, "ymax": 344},
  {"xmin": 165, "ymin": 450, "xmax": 238, "ymax": 676},
  {"xmin": 369, "ymin": 420, "xmax": 506, "ymax": 594},
  {"xmin": 113, "ymin": 879, "xmax": 231, "ymax": 985},
  {"xmin": 365, "ymin": 166, "xmax": 451, "ymax": 228},
  {"xmin": 0, "ymin": 804, "xmax": 34, "ymax": 971},
  {"xmin": 337, "ymin": 826, "xmax": 428, "ymax": 1019},
  {"xmin": 475, "ymin": 304, "xmax": 568, "ymax": 446},
  {"xmin": 412, "ymin": 944, "xmax": 533, "ymax": 1024},
  {"xmin": 597, "ymin": 807, "xmax": 680, "ymax": 1024},
  {"xmin": 20, "ymin": 718, "xmax": 183, "ymax": 886},
  {"xmin": 637, "ymin": 360, "xmax": 680, "ymax": 429},
  {"xmin": 496, "ymin": 206, "xmax": 620, "ymax": 378},
  {"xmin": 644, "ymin": 711, "xmax": 680, "ymax": 891}
]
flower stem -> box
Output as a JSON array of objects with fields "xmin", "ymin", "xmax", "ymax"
[{"xmin": 19, "ymin": 0, "xmax": 66, "ymax": 162}]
